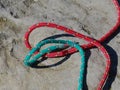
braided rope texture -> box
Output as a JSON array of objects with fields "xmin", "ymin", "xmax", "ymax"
[
  {"xmin": 24, "ymin": 0, "xmax": 120, "ymax": 57},
  {"xmin": 24, "ymin": 22, "xmax": 111, "ymax": 90},
  {"xmin": 24, "ymin": 39, "xmax": 85, "ymax": 90},
  {"xmin": 23, "ymin": 0, "xmax": 120, "ymax": 90}
]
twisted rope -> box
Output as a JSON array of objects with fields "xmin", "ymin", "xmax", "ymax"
[
  {"xmin": 23, "ymin": 0, "xmax": 120, "ymax": 89},
  {"xmin": 24, "ymin": 39, "xmax": 85, "ymax": 90},
  {"xmin": 24, "ymin": 0, "xmax": 120, "ymax": 57}
]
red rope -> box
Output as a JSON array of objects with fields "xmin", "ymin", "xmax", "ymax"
[
  {"xmin": 31, "ymin": 0, "xmax": 119, "ymax": 57},
  {"xmin": 44, "ymin": 0, "xmax": 120, "ymax": 57},
  {"xmin": 24, "ymin": 22, "xmax": 111, "ymax": 90},
  {"xmin": 24, "ymin": 0, "xmax": 120, "ymax": 57},
  {"xmin": 24, "ymin": 0, "xmax": 119, "ymax": 89}
]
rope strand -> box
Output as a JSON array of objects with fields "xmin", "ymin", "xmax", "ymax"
[{"xmin": 24, "ymin": 39, "xmax": 85, "ymax": 90}]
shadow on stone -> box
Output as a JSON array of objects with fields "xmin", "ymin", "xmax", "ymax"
[
  {"xmin": 30, "ymin": 33, "xmax": 74, "ymax": 68},
  {"xmin": 118, "ymin": 0, "xmax": 120, "ymax": 5},
  {"xmin": 103, "ymin": 45, "xmax": 118, "ymax": 90},
  {"xmin": 43, "ymin": 33, "xmax": 74, "ymax": 40},
  {"xmin": 27, "ymin": 29, "xmax": 119, "ymax": 89},
  {"xmin": 83, "ymin": 50, "xmax": 91, "ymax": 90},
  {"xmin": 31, "ymin": 54, "xmax": 71, "ymax": 69},
  {"xmin": 104, "ymin": 26, "xmax": 120, "ymax": 44}
]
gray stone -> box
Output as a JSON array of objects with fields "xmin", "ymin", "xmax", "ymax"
[{"xmin": 0, "ymin": 0, "xmax": 119, "ymax": 90}]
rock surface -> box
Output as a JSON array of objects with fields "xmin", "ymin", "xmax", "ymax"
[{"xmin": 0, "ymin": 0, "xmax": 120, "ymax": 90}]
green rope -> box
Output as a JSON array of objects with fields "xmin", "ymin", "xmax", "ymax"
[{"xmin": 24, "ymin": 39, "xmax": 85, "ymax": 90}]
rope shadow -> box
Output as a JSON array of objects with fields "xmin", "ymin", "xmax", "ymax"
[
  {"xmin": 31, "ymin": 54, "xmax": 71, "ymax": 69},
  {"xmin": 30, "ymin": 33, "xmax": 74, "ymax": 68},
  {"xmin": 118, "ymin": 0, "xmax": 120, "ymax": 5},
  {"xmin": 104, "ymin": 26, "xmax": 120, "ymax": 44},
  {"xmin": 43, "ymin": 33, "xmax": 74, "ymax": 40},
  {"xmin": 103, "ymin": 45, "xmax": 118, "ymax": 90},
  {"xmin": 29, "ymin": 33, "xmax": 91, "ymax": 90},
  {"xmin": 83, "ymin": 50, "xmax": 91, "ymax": 90},
  {"xmin": 29, "ymin": 29, "xmax": 119, "ymax": 89}
]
